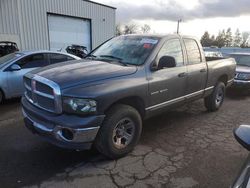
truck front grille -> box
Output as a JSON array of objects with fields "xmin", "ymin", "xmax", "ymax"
[
  {"xmin": 235, "ymin": 72, "xmax": 249, "ymax": 81},
  {"xmin": 23, "ymin": 74, "xmax": 62, "ymax": 114}
]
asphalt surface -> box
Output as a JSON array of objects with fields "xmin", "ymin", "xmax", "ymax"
[{"xmin": 0, "ymin": 91, "xmax": 249, "ymax": 188}]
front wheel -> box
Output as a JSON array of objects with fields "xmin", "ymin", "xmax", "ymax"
[
  {"xmin": 95, "ymin": 104, "xmax": 142, "ymax": 159},
  {"xmin": 204, "ymin": 82, "xmax": 225, "ymax": 112}
]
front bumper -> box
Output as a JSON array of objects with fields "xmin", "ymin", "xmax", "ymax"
[
  {"xmin": 22, "ymin": 97, "xmax": 105, "ymax": 150},
  {"xmin": 232, "ymin": 79, "xmax": 250, "ymax": 89}
]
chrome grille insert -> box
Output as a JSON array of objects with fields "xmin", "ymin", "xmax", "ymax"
[
  {"xmin": 235, "ymin": 72, "xmax": 250, "ymax": 81},
  {"xmin": 24, "ymin": 73, "xmax": 62, "ymax": 114}
]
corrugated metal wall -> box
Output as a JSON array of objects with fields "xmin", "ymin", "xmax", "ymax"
[
  {"xmin": 0, "ymin": 0, "xmax": 116, "ymax": 50},
  {"xmin": 0, "ymin": 0, "xmax": 20, "ymax": 34}
]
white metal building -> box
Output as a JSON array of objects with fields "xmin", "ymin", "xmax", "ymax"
[{"xmin": 0, "ymin": 0, "xmax": 116, "ymax": 52}]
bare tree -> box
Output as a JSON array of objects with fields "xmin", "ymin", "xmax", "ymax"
[
  {"xmin": 123, "ymin": 24, "xmax": 139, "ymax": 34},
  {"xmin": 116, "ymin": 24, "xmax": 123, "ymax": 36},
  {"xmin": 141, "ymin": 24, "xmax": 151, "ymax": 34}
]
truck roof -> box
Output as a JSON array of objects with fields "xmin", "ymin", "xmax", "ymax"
[{"xmin": 120, "ymin": 34, "xmax": 198, "ymax": 40}]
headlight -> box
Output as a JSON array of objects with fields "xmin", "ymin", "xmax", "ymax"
[
  {"xmin": 63, "ymin": 97, "xmax": 97, "ymax": 115},
  {"xmin": 237, "ymin": 73, "xmax": 250, "ymax": 80}
]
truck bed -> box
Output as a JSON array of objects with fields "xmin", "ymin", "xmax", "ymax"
[{"xmin": 205, "ymin": 57, "xmax": 236, "ymax": 89}]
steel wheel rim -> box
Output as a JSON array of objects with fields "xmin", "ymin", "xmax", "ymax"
[
  {"xmin": 215, "ymin": 88, "xmax": 224, "ymax": 106},
  {"xmin": 112, "ymin": 118, "xmax": 135, "ymax": 149}
]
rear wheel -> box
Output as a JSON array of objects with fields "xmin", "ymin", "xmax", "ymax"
[
  {"xmin": 204, "ymin": 82, "xmax": 225, "ymax": 112},
  {"xmin": 95, "ymin": 104, "xmax": 142, "ymax": 159}
]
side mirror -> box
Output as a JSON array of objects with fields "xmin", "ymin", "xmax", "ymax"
[
  {"xmin": 234, "ymin": 125, "xmax": 250, "ymax": 151},
  {"xmin": 10, "ymin": 64, "xmax": 21, "ymax": 71},
  {"xmin": 158, "ymin": 56, "xmax": 177, "ymax": 70}
]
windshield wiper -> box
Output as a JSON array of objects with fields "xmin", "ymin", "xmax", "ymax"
[
  {"xmin": 99, "ymin": 55, "xmax": 123, "ymax": 61},
  {"xmin": 98, "ymin": 55, "xmax": 128, "ymax": 66},
  {"xmin": 85, "ymin": 54, "xmax": 97, "ymax": 59}
]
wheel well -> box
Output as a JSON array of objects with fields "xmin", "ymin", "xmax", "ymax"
[
  {"xmin": 105, "ymin": 97, "xmax": 145, "ymax": 119},
  {"xmin": 218, "ymin": 75, "xmax": 228, "ymax": 86}
]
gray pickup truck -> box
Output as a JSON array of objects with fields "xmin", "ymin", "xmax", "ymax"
[{"xmin": 22, "ymin": 34, "xmax": 236, "ymax": 159}]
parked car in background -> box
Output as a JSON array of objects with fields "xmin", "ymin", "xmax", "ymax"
[
  {"xmin": 0, "ymin": 51, "xmax": 80, "ymax": 103},
  {"xmin": 228, "ymin": 53, "xmax": 250, "ymax": 90},
  {"xmin": 22, "ymin": 34, "xmax": 236, "ymax": 159},
  {"xmin": 66, "ymin": 44, "xmax": 88, "ymax": 58},
  {"xmin": 204, "ymin": 51, "xmax": 223, "ymax": 58},
  {"xmin": 232, "ymin": 124, "xmax": 250, "ymax": 188},
  {"xmin": 0, "ymin": 41, "xmax": 19, "ymax": 57}
]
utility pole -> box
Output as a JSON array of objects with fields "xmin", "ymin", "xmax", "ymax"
[{"xmin": 177, "ymin": 19, "xmax": 182, "ymax": 34}]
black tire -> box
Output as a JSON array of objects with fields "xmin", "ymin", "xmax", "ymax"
[
  {"xmin": 204, "ymin": 82, "xmax": 225, "ymax": 112},
  {"xmin": 0, "ymin": 90, "xmax": 4, "ymax": 104},
  {"xmin": 95, "ymin": 104, "xmax": 142, "ymax": 159}
]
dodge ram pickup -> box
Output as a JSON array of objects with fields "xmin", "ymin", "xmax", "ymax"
[{"xmin": 22, "ymin": 34, "xmax": 236, "ymax": 159}]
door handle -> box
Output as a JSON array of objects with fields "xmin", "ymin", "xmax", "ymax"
[
  {"xmin": 178, "ymin": 72, "xmax": 187, "ymax": 78},
  {"xmin": 200, "ymin": 68, "xmax": 206, "ymax": 73}
]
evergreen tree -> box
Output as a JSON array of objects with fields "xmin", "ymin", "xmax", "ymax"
[
  {"xmin": 221, "ymin": 30, "xmax": 226, "ymax": 41},
  {"xmin": 225, "ymin": 28, "xmax": 233, "ymax": 47},
  {"xmin": 241, "ymin": 32, "xmax": 250, "ymax": 48},
  {"xmin": 233, "ymin": 29, "xmax": 242, "ymax": 47},
  {"xmin": 200, "ymin": 31, "xmax": 212, "ymax": 47},
  {"xmin": 210, "ymin": 35, "xmax": 216, "ymax": 46},
  {"xmin": 215, "ymin": 31, "xmax": 226, "ymax": 48},
  {"xmin": 200, "ymin": 28, "xmax": 249, "ymax": 48}
]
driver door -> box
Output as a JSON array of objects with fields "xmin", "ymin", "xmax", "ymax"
[
  {"xmin": 147, "ymin": 38, "xmax": 188, "ymax": 111},
  {"xmin": 7, "ymin": 53, "xmax": 49, "ymax": 97}
]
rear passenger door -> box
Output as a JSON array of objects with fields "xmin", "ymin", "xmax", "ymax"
[
  {"xmin": 183, "ymin": 38, "xmax": 207, "ymax": 99},
  {"xmin": 49, "ymin": 53, "xmax": 74, "ymax": 65}
]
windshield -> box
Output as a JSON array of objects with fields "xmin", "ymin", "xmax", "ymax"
[
  {"xmin": 89, "ymin": 36, "xmax": 159, "ymax": 65},
  {"xmin": 0, "ymin": 53, "xmax": 23, "ymax": 67},
  {"xmin": 230, "ymin": 54, "xmax": 250, "ymax": 66}
]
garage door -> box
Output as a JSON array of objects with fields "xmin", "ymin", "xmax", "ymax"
[{"xmin": 48, "ymin": 14, "xmax": 91, "ymax": 53}]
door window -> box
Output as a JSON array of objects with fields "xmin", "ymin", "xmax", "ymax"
[
  {"xmin": 16, "ymin": 54, "xmax": 49, "ymax": 69},
  {"xmin": 157, "ymin": 39, "xmax": 184, "ymax": 67},
  {"xmin": 184, "ymin": 39, "xmax": 202, "ymax": 64},
  {"xmin": 49, "ymin": 53, "xmax": 73, "ymax": 64}
]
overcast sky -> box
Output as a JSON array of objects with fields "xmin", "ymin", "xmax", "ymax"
[{"xmin": 95, "ymin": 0, "xmax": 250, "ymax": 37}]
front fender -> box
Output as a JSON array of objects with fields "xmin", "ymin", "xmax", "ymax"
[{"xmin": 62, "ymin": 71, "xmax": 149, "ymax": 115}]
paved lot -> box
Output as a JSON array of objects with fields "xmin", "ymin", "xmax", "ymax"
[{"xmin": 0, "ymin": 91, "xmax": 250, "ymax": 188}]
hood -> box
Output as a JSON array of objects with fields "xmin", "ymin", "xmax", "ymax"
[
  {"xmin": 236, "ymin": 65, "xmax": 250, "ymax": 73},
  {"xmin": 31, "ymin": 60, "xmax": 138, "ymax": 89}
]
